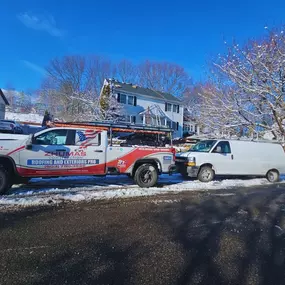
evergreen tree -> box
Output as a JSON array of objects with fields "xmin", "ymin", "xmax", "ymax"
[{"xmin": 100, "ymin": 84, "xmax": 111, "ymax": 118}]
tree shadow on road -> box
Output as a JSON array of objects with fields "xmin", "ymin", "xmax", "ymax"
[{"xmin": 150, "ymin": 188, "xmax": 285, "ymax": 285}]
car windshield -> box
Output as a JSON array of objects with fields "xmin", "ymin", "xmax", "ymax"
[{"xmin": 191, "ymin": 140, "xmax": 217, "ymax": 152}]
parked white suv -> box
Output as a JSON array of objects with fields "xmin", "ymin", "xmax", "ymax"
[{"xmin": 175, "ymin": 139, "xmax": 285, "ymax": 182}]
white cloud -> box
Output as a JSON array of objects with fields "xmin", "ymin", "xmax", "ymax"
[
  {"xmin": 21, "ymin": 60, "xmax": 47, "ymax": 75},
  {"xmin": 17, "ymin": 12, "xmax": 64, "ymax": 37}
]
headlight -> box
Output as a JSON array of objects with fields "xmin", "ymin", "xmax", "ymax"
[{"xmin": 187, "ymin": 157, "xmax": 196, "ymax": 166}]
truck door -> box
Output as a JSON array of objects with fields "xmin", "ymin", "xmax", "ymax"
[
  {"xmin": 75, "ymin": 129, "xmax": 106, "ymax": 175},
  {"xmin": 18, "ymin": 129, "xmax": 83, "ymax": 176},
  {"xmin": 210, "ymin": 141, "xmax": 236, "ymax": 175}
]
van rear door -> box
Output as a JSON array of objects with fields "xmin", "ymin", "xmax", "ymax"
[{"xmin": 210, "ymin": 141, "xmax": 236, "ymax": 175}]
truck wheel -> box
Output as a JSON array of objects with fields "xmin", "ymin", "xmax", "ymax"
[
  {"xmin": 198, "ymin": 166, "xmax": 214, "ymax": 182},
  {"xmin": 266, "ymin": 169, "xmax": 280, "ymax": 183},
  {"xmin": 0, "ymin": 168, "xmax": 11, "ymax": 194},
  {"xmin": 134, "ymin": 164, "xmax": 158, "ymax": 188}
]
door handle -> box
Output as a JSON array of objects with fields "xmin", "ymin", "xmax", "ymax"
[
  {"xmin": 56, "ymin": 149, "xmax": 66, "ymax": 152},
  {"xmin": 231, "ymin": 154, "xmax": 234, "ymax": 160},
  {"xmin": 94, "ymin": 150, "xmax": 103, "ymax": 153}
]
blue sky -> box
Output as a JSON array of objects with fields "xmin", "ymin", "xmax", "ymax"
[{"xmin": 1, "ymin": 0, "xmax": 285, "ymax": 91}]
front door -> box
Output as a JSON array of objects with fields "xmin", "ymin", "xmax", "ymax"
[
  {"xmin": 210, "ymin": 141, "xmax": 235, "ymax": 175},
  {"xmin": 18, "ymin": 129, "xmax": 84, "ymax": 177}
]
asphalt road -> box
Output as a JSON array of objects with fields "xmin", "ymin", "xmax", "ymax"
[{"xmin": 1, "ymin": 184, "xmax": 285, "ymax": 285}]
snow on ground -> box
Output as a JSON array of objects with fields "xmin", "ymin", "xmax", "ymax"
[
  {"xmin": 0, "ymin": 174, "xmax": 283, "ymax": 209},
  {"xmin": 5, "ymin": 112, "xmax": 43, "ymax": 124}
]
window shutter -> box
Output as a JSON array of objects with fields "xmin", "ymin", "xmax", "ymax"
[
  {"xmin": 165, "ymin": 103, "xmax": 167, "ymax": 111},
  {"xmin": 134, "ymin": 96, "xmax": 137, "ymax": 106},
  {"xmin": 177, "ymin": 105, "xmax": 179, "ymax": 113},
  {"xmin": 176, "ymin": 122, "xmax": 179, "ymax": 130},
  {"xmin": 117, "ymin": 93, "xmax": 120, "ymax": 102}
]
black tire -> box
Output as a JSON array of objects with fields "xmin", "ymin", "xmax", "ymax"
[
  {"xmin": 0, "ymin": 168, "xmax": 12, "ymax": 194},
  {"xmin": 134, "ymin": 164, "xmax": 158, "ymax": 188},
  {"xmin": 266, "ymin": 169, "xmax": 280, "ymax": 183},
  {"xmin": 198, "ymin": 166, "xmax": 215, "ymax": 182}
]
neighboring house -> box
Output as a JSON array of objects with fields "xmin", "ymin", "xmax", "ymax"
[
  {"xmin": 102, "ymin": 79, "xmax": 184, "ymax": 137},
  {"xmin": 183, "ymin": 108, "xmax": 200, "ymax": 136},
  {"xmin": 0, "ymin": 89, "xmax": 9, "ymax": 119}
]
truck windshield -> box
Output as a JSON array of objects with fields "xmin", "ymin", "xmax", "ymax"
[{"xmin": 191, "ymin": 140, "xmax": 217, "ymax": 152}]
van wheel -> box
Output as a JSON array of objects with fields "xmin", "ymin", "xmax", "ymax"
[
  {"xmin": 198, "ymin": 166, "xmax": 214, "ymax": 182},
  {"xmin": 266, "ymin": 169, "xmax": 280, "ymax": 183},
  {"xmin": 0, "ymin": 168, "xmax": 11, "ymax": 194},
  {"xmin": 134, "ymin": 164, "xmax": 158, "ymax": 188}
]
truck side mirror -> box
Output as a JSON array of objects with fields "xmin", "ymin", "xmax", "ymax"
[{"xmin": 25, "ymin": 134, "xmax": 34, "ymax": 150}]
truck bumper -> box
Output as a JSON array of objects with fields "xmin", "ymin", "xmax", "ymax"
[{"xmin": 186, "ymin": 166, "xmax": 199, "ymax": 177}]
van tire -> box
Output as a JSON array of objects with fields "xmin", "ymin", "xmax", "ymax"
[
  {"xmin": 0, "ymin": 168, "xmax": 11, "ymax": 195},
  {"xmin": 266, "ymin": 169, "xmax": 280, "ymax": 183},
  {"xmin": 134, "ymin": 164, "xmax": 158, "ymax": 188},
  {"xmin": 198, "ymin": 166, "xmax": 214, "ymax": 182}
]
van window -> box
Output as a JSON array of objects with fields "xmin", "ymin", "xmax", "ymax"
[
  {"xmin": 213, "ymin": 141, "xmax": 231, "ymax": 154},
  {"xmin": 191, "ymin": 140, "xmax": 217, "ymax": 152}
]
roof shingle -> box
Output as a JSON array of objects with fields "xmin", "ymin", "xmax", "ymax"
[{"xmin": 107, "ymin": 79, "xmax": 181, "ymax": 104}]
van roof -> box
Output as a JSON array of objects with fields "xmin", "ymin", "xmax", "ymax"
[{"xmin": 216, "ymin": 139, "xmax": 282, "ymax": 145}]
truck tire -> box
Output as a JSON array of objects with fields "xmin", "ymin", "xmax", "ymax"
[
  {"xmin": 266, "ymin": 169, "xmax": 280, "ymax": 183},
  {"xmin": 198, "ymin": 166, "xmax": 214, "ymax": 182},
  {"xmin": 0, "ymin": 168, "xmax": 11, "ymax": 195},
  {"xmin": 134, "ymin": 164, "xmax": 158, "ymax": 188}
]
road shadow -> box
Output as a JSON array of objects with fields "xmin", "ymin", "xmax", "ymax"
[{"xmin": 149, "ymin": 186, "xmax": 285, "ymax": 285}]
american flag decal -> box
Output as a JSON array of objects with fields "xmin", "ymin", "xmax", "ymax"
[{"xmin": 77, "ymin": 129, "xmax": 101, "ymax": 146}]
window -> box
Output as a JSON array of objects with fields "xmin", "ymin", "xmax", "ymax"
[
  {"xmin": 173, "ymin": 105, "xmax": 180, "ymax": 113},
  {"xmin": 167, "ymin": 120, "xmax": 172, "ymax": 128},
  {"xmin": 128, "ymin": 95, "xmax": 134, "ymax": 105},
  {"xmin": 165, "ymin": 103, "xmax": 172, "ymax": 112},
  {"xmin": 119, "ymin": 94, "xmax": 127, "ymax": 104},
  {"xmin": 212, "ymin": 141, "xmax": 231, "ymax": 154},
  {"xmin": 191, "ymin": 140, "xmax": 217, "ymax": 153},
  {"xmin": 34, "ymin": 129, "xmax": 68, "ymax": 145},
  {"xmin": 123, "ymin": 115, "xmax": 136, "ymax": 123}
]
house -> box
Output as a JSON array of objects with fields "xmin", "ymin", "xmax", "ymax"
[
  {"xmin": 102, "ymin": 79, "xmax": 184, "ymax": 137},
  {"xmin": 183, "ymin": 108, "xmax": 200, "ymax": 136},
  {"xmin": 0, "ymin": 89, "xmax": 9, "ymax": 119}
]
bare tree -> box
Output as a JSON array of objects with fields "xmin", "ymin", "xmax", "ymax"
[
  {"xmin": 86, "ymin": 55, "xmax": 114, "ymax": 97},
  {"xmin": 198, "ymin": 27, "xmax": 285, "ymax": 139},
  {"xmin": 138, "ymin": 60, "xmax": 191, "ymax": 97},
  {"xmin": 113, "ymin": 59, "xmax": 138, "ymax": 83}
]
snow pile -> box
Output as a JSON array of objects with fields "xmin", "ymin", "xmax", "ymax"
[
  {"xmin": 0, "ymin": 175, "xmax": 281, "ymax": 208},
  {"xmin": 5, "ymin": 112, "xmax": 43, "ymax": 124}
]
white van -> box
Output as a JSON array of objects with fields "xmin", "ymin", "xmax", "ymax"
[{"xmin": 175, "ymin": 139, "xmax": 285, "ymax": 182}]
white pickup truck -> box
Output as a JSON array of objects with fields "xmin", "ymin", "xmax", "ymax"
[{"xmin": 0, "ymin": 127, "xmax": 176, "ymax": 194}]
